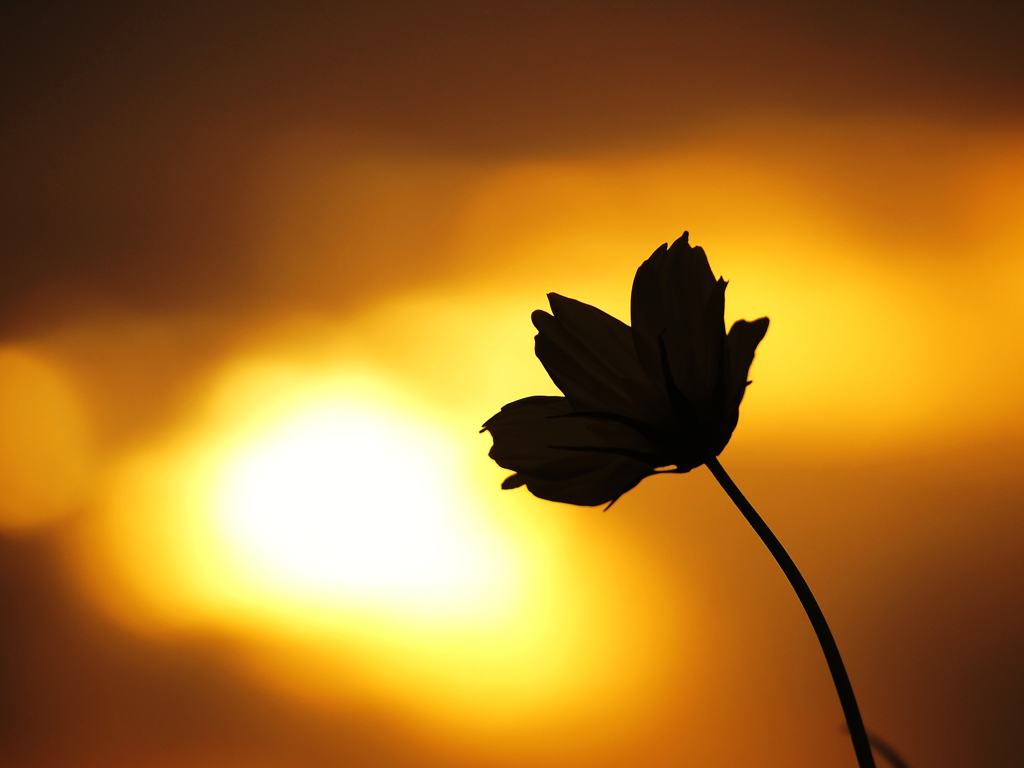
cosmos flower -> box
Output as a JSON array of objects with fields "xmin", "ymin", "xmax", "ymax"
[
  {"xmin": 481, "ymin": 232, "xmax": 878, "ymax": 768},
  {"xmin": 483, "ymin": 232, "xmax": 769, "ymax": 507}
]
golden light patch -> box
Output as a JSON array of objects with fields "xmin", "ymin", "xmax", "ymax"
[
  {"xmin": 0, "ymin": 346, "xmax": 96, "ymax": 532},
  {"xmin": 83, "ymin": 362, "xmax": 520, "ymax": 625},
  {"xmin": 73, "ymin": 355, "xmax": 677, "ymax": 747},
  {"xmin": 212, "ymin": 397, "xmax": 499, "ymax": 611}
]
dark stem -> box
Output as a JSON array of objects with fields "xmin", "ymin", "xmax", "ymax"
[
  {"xmin": 704, "ymin": 456, "xmax": 876, "ymax": 768},
  {"xmin": 843, "ymin": 725, "xmax": 913, "ymax": 768}
]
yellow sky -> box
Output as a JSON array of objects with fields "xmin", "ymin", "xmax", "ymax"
[
  {"xmin": 2, "ymin": 4, "xmax": 1024, "ymax": 764},
  {"xmin": 1, "ymin": 112, "xmax": 1022, "ymax": 766}
]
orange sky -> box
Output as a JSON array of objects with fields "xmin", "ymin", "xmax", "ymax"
[{"xmin": 2, "ymin": 3, "xmax": 1023, "ymax": 767}]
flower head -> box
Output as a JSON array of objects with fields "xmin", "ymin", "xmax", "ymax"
[{"xmin": 482, "ymin": 232, "xmax": 769, "ymax": 507}]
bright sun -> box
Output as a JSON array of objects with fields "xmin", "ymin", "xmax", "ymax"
[
  {"xmin": 212, "ymin": 394, "xmax": 501, "ymax": 612},
  {"xmin": 82, "ymin": 359, "xmax": 671, "ymax": 736}
]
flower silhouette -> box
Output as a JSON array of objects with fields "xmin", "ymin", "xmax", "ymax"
[
  {"xmin": 483, "ymin": 232, "xmax": 769, "ymax": 507},
  {"xmin": 481, "ymin": 232, "xmax": 879, "ymax": 768}
]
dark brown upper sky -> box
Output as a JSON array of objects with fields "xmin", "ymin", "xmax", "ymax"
[
  {"xmin": 5, "ymin": 0, "xmax": 1024, "ymax": 152},
  {"xmin": 2, "ymin": 0, "xmax": 1022, "ymax": 334}
]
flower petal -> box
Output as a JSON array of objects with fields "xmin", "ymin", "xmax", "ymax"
[
  {"xmin": 532, "ymin": 293, "xmax": 669, "ymax": 423},
  {"xmin": 482, "ymin": 395, "xmax": 658, "ymax": 506},
  {"xmin": 502, "ymin": 464, "xmax": 651, "ymax": 508},
  {"xmin": 725, "ymin": 317, "xmax": 770, "ymax": 406},
  {"xmin": 630, "ymin": 232, "xmax": 726, "ymax": 408}
]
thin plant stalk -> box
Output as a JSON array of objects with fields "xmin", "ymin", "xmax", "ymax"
[{"xmin": 705, "ymin": 457, "xmax": 876, "ymax": 768}]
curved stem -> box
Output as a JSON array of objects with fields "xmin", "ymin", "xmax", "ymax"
[{"xmin": 705, "ymin": 457, "xmax": 876, "ymax": 768}]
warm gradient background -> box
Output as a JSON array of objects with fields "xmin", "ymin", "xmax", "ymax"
[{"xmin": 2, "ymin": 2, "xmax": 1023, "ymax": 766}]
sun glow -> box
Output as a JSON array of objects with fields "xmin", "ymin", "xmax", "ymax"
[
  {"xmin": 70, "ymin": 340, "xmax": 679, "ymax": 745},
  {"xmin": 78, "ymin": 360, "xmax": 528, "ymax": 634},
  {"xmin": 213, "ymin": 399, "xmax": 494, "ymax": 609}
]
